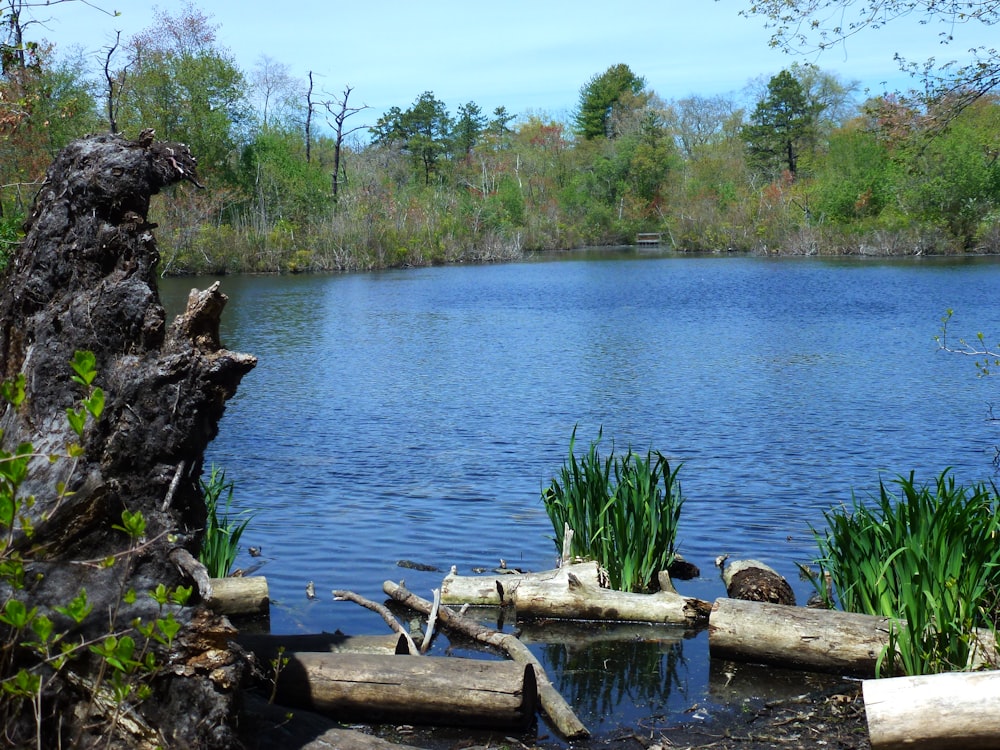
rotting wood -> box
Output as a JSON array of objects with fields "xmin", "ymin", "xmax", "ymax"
[
  {"xmin": 716, "ymin": 556, "xmax": 796, "ymax": 606},
  {"xmin": 272, "ymin": 652, "xmax": 537, "ymax": 730},
  {"xmin": 383, "ymin": 579, "xmax": 590, "ymax": 740},
  {"xmin": 205, "ymin": 576, "xmax": 269, "ymax": 616},
  {"xmin": 864, "ymin": 669, "xmax": 1000, "ymax": 750}
]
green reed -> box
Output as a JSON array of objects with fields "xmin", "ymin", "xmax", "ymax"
[
  {"xmin": 809, "ymin": 469, "xmax": 1000, "ymax": 676},
  {"xmin": 542, "ymin": 427, "xmax": 684, "ymax": 593},
  {"xmin": 199, "ymin": 465, "xmax": 254, "ymax": 578}
]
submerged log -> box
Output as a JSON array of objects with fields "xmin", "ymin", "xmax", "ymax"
[
  {"xmin": 383, "ymin": 579, "xmax": 590, "ymax": 740},
  {"xmin": 709, "ymin": 598, "xmax": 893, "ymax": 676},
  {"xmin": 0, "ymin": 132, "xmax": 256, "ymax": 747},
  {"xmin": 272, "ymin": 652, "xmax": 537, "ymax": 730},
  {"xmin": 864, "ymin": 670, "xmax": 1000, "ymax": 750},
  {"xmin": 206, "ymin": 576, "xmax": 269, "ymax": 615}
]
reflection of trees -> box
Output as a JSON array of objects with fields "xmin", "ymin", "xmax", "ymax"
[{"xmin": 542, "ymin": 634, "xmax": 687, "ymax": 720}]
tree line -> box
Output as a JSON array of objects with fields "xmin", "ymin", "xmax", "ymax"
[{"xmin": 2, "ymin": 1, "xmax": 1000, "ymax": 275}]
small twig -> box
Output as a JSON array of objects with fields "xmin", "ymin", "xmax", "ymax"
[
  {"xmin": 420, "ymin": 588, "xmax": 441, "ymax": 653},
  {"xmin": 332, "ymin": 588, "xmax": 419, "ymax": 655},
  {"xmin": 160, "ymin": 460, "xmax": 187, "ymax": 511}
]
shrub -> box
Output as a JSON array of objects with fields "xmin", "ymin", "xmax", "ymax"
[
  {"xmin": 809, "ymin": 470, "xmax": 1000, "ymax": 676},
  {"xmin": 541, "ymin": 427, "xmax": 684, "ymax": 592},
  {"xmin": 199, "ymin": 465, "xmax": 253, "ymax": 578}
]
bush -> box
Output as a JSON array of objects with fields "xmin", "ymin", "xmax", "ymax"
[
  {"xmin": 541, "ymin": 427, "xmax": 684, "ymax": 592},
  {"xmin": 808, "ymin": 470, "xmax": 1000, "ymax": 676},
  {"xmin": 199, "ymin": 465, "xmax": 253, "ymax": 578}
]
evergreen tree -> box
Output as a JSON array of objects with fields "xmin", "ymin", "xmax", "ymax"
[
  {"xmin": 742, "ymin": 69, "xmax": 819, "ymax": 178},
  {"xmin": 574, "ymin": 63, "xmax": 646, "ymax": 140}
]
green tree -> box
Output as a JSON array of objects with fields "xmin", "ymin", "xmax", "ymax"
[
  {"xmin": 116, "ymin": 4, "xmax": 250, "ymax": 181},
  {"xmin": 574, "ymin": 63, "xmax": 647, "ymax": 140},
  {"xmin": 453, "ymin": 100, "xmax": 486, "ymax": 157},
  {"xmin": 742, "ymin": 69, "xmax": 820, "ymax": 178},
  {"xmin": 370, "ymin": 91, "xmax": 452, "ymax": 184}
]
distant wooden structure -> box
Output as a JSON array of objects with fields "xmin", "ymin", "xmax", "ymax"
[{"xmin": 636, "ymin": 232, "xmax": 662, "ymax": 246}]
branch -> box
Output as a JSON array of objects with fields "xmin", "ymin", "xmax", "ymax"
[
  {"xmin": 332, "ymin": 588, "xmax": 419, "ymax": 655},
  {"xmin": 936, "ymin": 309, "xmax": 1000, "ymax": 376}
]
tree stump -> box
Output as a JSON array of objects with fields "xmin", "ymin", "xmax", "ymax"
[{"xmin": 0, "ymin": 133, "xmax": 256, "ymax": 748}]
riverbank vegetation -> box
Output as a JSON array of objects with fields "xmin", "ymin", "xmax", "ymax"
[{"xmin": 3, "ymin": 5, "xmax": 1000, "ymax": 275}]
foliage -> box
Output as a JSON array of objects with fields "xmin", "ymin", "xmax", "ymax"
[
  {"xmin": 0, "ymin": 351, "xmax": 193, "ymax": 747},
  {"xmin": 199, "ymin": 464, "xmax": 252, "ymax": 578},
  {"xmin": 808, "ymin": 470, "xmax": 1000, "ymax": 676},
  {"xmin": 574, "ymin": 63, "xmax": 647, "ymax": 140},
  {"xmin": 742, "ymin": 69, "xmax": 820, "ymax": 178},
  {"xmin": 541, "ymin": 427, "xmax": 684, "ymax": 593}
]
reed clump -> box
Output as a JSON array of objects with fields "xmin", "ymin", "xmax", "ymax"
[
  {"xmin": 542, "ymin": 427, "xmax": 684, "ymax": 593},
  {"xmin": 199, "ymin": 465, "xmax": 253, "ymax": 578},
  {"xmin": 809, "ymin": 469, "xmax": 1000, "ymax": 676}
]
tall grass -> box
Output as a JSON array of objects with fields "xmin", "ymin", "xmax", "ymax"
[
  {"xmin": 809, "ymin": 469, "xmax": 1000, "ymax": 676},
  {"xmin": 541, "ymin": 427, "xmax": 684, "ymax": 593},
  {"xmin": 199, "ymin": 465, "xmax": 253, "ymax": 578}
]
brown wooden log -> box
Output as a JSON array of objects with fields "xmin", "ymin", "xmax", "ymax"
[
  {"xmin": 206, "ymin": 576, "xmax": 269, "ymax": 615},
  {"xmin": 383, "ymin": 579, "xmax": 589, "ymax": 740},
  {"xmin": 272, "ymin": 652, "xmax": 536, "ymax": 730},
  {"xmin": 440, "ymin": 561, "xmax": 604, "ymax": 605},
  {"xmin": 864, "ymin": 670, "xmax": 1000, "ymax": 750},
  {"xmin": 237, "ymin": 632, "xmax": 408, "ymax": 661},
  {"xmin": 709, "ymin": 597, "xmax": 893, "ymax": 677},
  {"xmin": 717, "ymin": 557, "xmax": 796, "ymax": 605},
  {"xmin": 514, "ymin": 570, "xmax": 711, "ymax": 625}
]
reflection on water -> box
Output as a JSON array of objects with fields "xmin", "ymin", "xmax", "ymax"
[{"xmin": 158, "ymin": 251, "xmax": 1000, "ymax": 740}]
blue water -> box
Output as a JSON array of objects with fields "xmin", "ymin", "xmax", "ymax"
[{"xmin": 159, "ymin": 250, "xmax": 1000, "ymax": 740}]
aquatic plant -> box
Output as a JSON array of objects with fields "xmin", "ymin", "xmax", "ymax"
[
  {"xmin": 199, "ymin": 465, "xmax": 253, "ymax": 578},
  {"xmin": 542, "ymin": 427, "xmax": 684, "ymax": 593},
  {"xmin": 809, "ymin": 469, "xmax": 1000, "ymax": 676}
]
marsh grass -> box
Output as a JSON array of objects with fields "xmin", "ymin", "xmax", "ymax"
[
  {"xmin": 809, "ymin": 469, "xmax": 1000, "ymax": 676},
  {"xmin": 199, "ymin": 465, "xmax": 253, "ymax": 578},
  {"xmin": 542, "ymin": 427, "xmax": 684, "ymax": 593}
]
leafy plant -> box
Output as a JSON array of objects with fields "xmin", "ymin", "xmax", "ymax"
[
  {"xmin": 199, "ymin": 464, "xmax": 252, "ymax": 578},
  {"xmin": 808, "ymin": 470, "xmax": 1000, "ymax": 676},
  {"xmin": 542, "ymin": 427, "xmax": 684, "ymax": 592}
]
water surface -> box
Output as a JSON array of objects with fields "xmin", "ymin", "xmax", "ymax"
[{"xmin": 160, "ymin": 250, "xmax": 1000, "ymax": 739}]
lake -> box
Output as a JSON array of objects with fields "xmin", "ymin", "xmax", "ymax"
[{"xmin": 160, "ymin": 249, "xmax": 1000, "ymax": 741}]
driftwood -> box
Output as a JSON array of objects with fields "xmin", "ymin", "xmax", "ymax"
[
  {"xmin": 206, "ymin": 576, "xmax": 269, "ymax": 615},
  {"xmin": 441, "ymin": 561, "xmax": 604, "ymax": 605},
  {"xmin": 334, "ymin": 588, "xmax": 420, "ymax": 654},
  {"xmin": 0, "ymin": 132, "xmax": 256, "ymax": 747},
  {"xmin": 237, "ymin": 632, "xmax": 408, "ymax": 660},
  {"xmin": 709, "ymin": 597, "xmax": 893, "ymax": 676},
  {"xmin": 383, "ymin": 580, "xmax": 590, "ymax": 740},
  {"xmin": 272, "ymin": 652, "xmax": 537, "ymax": 730},
  {"xmin": 864, "ymin": 670, "xmax": 1000, "ymax": 750},
  {"xmin": 442, "ymin": 562, "xmax": 711, "ymax": 624}
]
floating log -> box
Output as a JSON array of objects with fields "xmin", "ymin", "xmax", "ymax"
[
  {"xmin": 272, "ymin": 652, "xmax": 536, "ymax": 730},
  {"xmin": 716, "ymin": 557, "xmax": 796, "ymax": 606},
  {"xmin": 709, "ymin": 597, "xmax": 893, "ymax": 677},
  {"xmin": 441, "ymin": 561, "xmax": 604, "ymax": 605},
  {"xmin": 864, "ymin": 670, "xmax": 1000, "ymax": 750},
  {"xmin": 205, "ymin": 576, "xmax": 269, "ymax": 616},
  {"xmin": 383, "ymin": 579, "xmax": 589, "ymax": 740},
  {"xmin": 237, "ymin": 632, "xmax": 408, "ymax": 660}
]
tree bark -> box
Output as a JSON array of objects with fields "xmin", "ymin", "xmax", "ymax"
[
  {"xmin": 864, "ymin": 670, "xmax": 1000, "ymax": 750},
  {"xmin": 272, "ymin": 652, "xmax": 537, "ymax": 730},
  {"xmin": 440, "ymin": 561, "xmax": 604, "ymax": 605},
  {"xmin": 383, "ymin": 580, "xmax": 590, "ymax": 740},
  {"xmin": 709, "ymin": 597, "xmax": 894, "ymax": 676}
]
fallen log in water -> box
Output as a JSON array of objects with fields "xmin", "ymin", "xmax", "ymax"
[
  {"xmin": 383, "ymin": 580, "xmax": 590, "ymax": 740},
  {"xmin": 441, "ymin": 561, "xmax": 604, "ymax": 605},
  {"xmin": 237, "ymin": 632, "xmax": 408, "ymax": 660},
  {"xmin": 272, "ymin": 652, "xmax": 536, "ymax": 730},
  {"xmin": 710, "ymin": 598, "xmax": 999, "ymax": 677},
  {"xmin": 442, "ymin": 562, "xmax": 710, "ymax": 625},
  {"xmin": 864, "ymin": 670, "xmax": 1000, "ymax": 750},
  {"xmin": 205, "ymin": 576, "xmax": 270, "ymax": 616},
  {"xmin": 709, "ymin": 597, "xmax": 893, "ymax": 676}
]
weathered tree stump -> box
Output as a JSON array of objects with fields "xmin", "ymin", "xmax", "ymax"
[{"xmin": 0, "ymin": 133, "xmax": 256, "ymax": 748}]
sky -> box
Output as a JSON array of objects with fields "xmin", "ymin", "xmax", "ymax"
[{"xmin": 27, "ymin": 0, "xmax": 1000, "ymax": 126}]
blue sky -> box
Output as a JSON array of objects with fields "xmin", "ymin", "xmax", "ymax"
[{"xmin": 32, "ymin": 1, "xmax": 999, "ymax": 123}]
